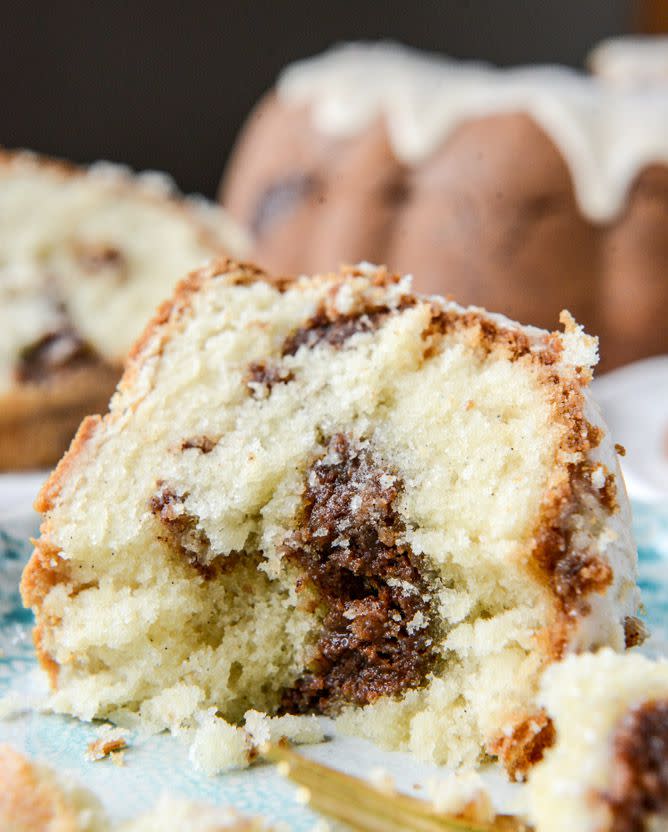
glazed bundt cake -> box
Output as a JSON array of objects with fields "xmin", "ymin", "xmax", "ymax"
[
  {"xmin": 221, "ymin": 42, "xmax": 668, "ymax": 370},
  {"xmin": 22, "ymin": 260, "xmax": 640, "ymax": 778},
  {"xmin": 0, "ymin": 150, "xmax": 246, "ymax": 470},
  {"xmin": 528, "ymin": 650, "xmax": 668, "ymax": 832}
]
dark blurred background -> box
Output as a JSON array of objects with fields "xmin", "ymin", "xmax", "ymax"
[{"xmin": 1, "ymin": 1, "xmax": 663, "ymax": 197}]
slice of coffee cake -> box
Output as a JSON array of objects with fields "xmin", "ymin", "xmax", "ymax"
[{"xmin": 22, "ymin": 260, "xmax": 640, "ymax": 777}]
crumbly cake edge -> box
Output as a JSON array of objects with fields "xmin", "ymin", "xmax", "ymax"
[{"xmin": 21, "ymin": 258, "xmax": 639, "ymax": 775}]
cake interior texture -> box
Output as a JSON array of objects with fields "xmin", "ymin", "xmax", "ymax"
[{"xmin": 22, "ymin": 261, "xmax": 638, "ymax": 775}]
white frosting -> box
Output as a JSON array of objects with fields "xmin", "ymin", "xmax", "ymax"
[
  {"xmin": 278, "ymin": 42, "xmax": 668, "ymax": 222},
  {"xmin": 567, "ymin": 393, "xmax": 640, "ymax": 653},
  {"xmin": 589, "ymin": 36, "xmax": 668, "ymax": 86}
]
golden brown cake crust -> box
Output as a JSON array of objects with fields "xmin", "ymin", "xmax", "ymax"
[
  {"xmin": 0, "ymin": 362, "xmax": 121, "ymax": 471},
  {"xmin": 0, "ymin": 149, "xmax": 236, "ymax": 471}
]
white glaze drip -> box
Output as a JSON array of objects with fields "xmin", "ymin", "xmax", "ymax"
[
  {"xmin": 278, "ymin": 42, "xmax": 668, "ymax": 223},
  {"xmin": 589, "ymin": 36, "xmax": 668, "ymax": 86}
]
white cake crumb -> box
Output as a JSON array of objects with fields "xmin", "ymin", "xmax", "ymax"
[
  {"xmin": 368, "ymin": 766, "xmax": 396, "ymax": 795},
  {"xmin": 25, "ymin": 262, "xmax": 638, "ymax": 778},
  {"xmin": 243, "ymin": 710, "xmax": 325, "ymax": 748},
  {"xmin": 138, "ymin": 682, "xmax": 204, "ymax": 734},
  {"xmin": 427, "ymin": 770, "xmax": 495, "ymax": 823},
  {"xmin": 188, "ymin": 710, "xmax": 251, "ymax": 775},
  {"xmin": 85, "ymin": 725, "xmax": 130, "ymax": 762},
  {"xmin": 558, "ymin": 310, "xmax": 599, "ymax": 370},
  {"xmin": 295, "ymin": 786, "xmax": 311, "ymax": 805}
]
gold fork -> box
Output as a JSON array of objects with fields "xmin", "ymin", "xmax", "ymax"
[{"xmin": 262, "ymin": 743, "xmax": 532, "ymax": 832}]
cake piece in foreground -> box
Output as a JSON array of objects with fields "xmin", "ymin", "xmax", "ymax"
[
  {"xmin": 22, "ymin": 260, "xmax": 640, "ymax": 778},
  {"xmin": 0, "ymin": 743, "xmax": 107, "ymax": 832},
  {"xmin": 528, "ymin": 649, "xmax": 668, "ymax": 832},
  {"xmin": 0, "ymin": 150, "xmax": 246, "ymax": 470},
  {"xmin": 0, "ymin": 744, "xmax": 271, "ymax": 831}
]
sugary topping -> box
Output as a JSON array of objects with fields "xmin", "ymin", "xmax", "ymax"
[{"xmin": 278, "ymin": 42, "xmax": 668, "ymax": 221}]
